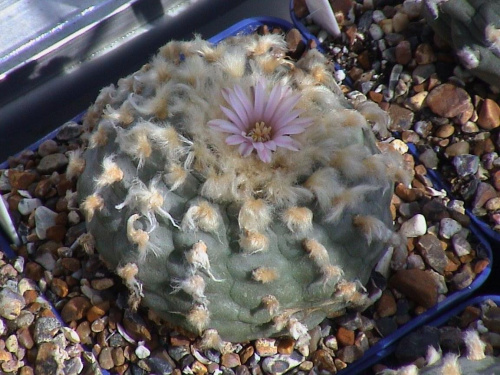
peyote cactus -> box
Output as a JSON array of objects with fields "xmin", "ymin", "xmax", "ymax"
[
  {"xmin": 422, "ymin": 0, "xmax": 500, "ymax": 88},
  {"xmin": 75, "ymin": 29, "xmax": 409, "ymax": 343}
]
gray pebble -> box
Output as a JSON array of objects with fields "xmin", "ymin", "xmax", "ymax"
[
  {"xmin": 0, "ymin": 288, "xmax": 25, "ymax": 320},
  {"xmin": 452, "ymin": 154, "xmax": 480, "ymax": 177},
  {"xmin": 439, "ymin": 218, "xmax": 462, "ymax": 239},
  {"xmin": 34, "ymin": 317, "xmax": 62, "ymax": 343}
]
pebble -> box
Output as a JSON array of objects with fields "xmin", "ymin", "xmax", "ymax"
[
  {"xmin": 261, "ymin": 352, "xmax": 304, "ymax": 375},
  {"xmin": 36, "ymin": 153, "xmax": 68, "ymax": 174},
  {"xmin": 444, "ymin": 141, "xmax": 470, "ymax": 157},
  {"xmin": 426, "ymin": 83, "xmax": 473, "ymax": 119},
  {"xmin": 60, "ymin": 296, "xmax": 91, "ymax": 322},
  {"xmin": 415, "ymin": 233, "xmax": 448, "ymax": 274},
  {"xmin": 452, "ymin": 154, "xmax": 479, "ymax": 177},
  {"xmin": 221, "ymin": 353, "xmax": 241, "ymax": 368},
  {"xmin": 399, "ymin": 213, "xmax": 427, "ymax": 237},
  {"xmin": 477, "ymin": 98, "xmax": 500, "ymax": 130},
  {"xmin": 418, "ymin": 148, "xmax": 438, "ymax": 169},
  {"xmin": 438, "ymin": 218, "xmax": 462, "ymax": 239},
  {"xmin": 254, "ymin": 338, "xmax": 278, "ymax": 357},
  {"xmin": 0, "ymin": 288, "xmax": 25, "ymax": 320},
  {"xmin": 389, "ymin": 269, "xmax": 439, "ymax": 308}
]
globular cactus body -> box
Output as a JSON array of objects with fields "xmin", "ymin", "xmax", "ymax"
[
  {"xmin": 77, "ymin": 31, "xmax": 406, "ymax": 342},
  {"xmin": 423, "ymin": 0, "xmax": 500, "ymax": 87}
]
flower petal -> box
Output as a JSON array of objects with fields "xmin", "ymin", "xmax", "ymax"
[
  {"xmin": 273, "ymin": 136, "xmax": 302, "ymax": 151},
  {"xmin": 207, "ymin": 119, "xmax": 242, "ymax": 133},
  {"xmin": 274, "ymin": 123, "xmax": 313, "ymax": 137},
  {"xmin": 254, "ymin": 142, "xmax": 272, "ymax": 163},
  {"xmin": 252, "ymin": 80, "xmax": 266, "ymax": 123},
  {"xmin": 262, "ymin": 85, "xmax": 285, "ymax": 122},
  {"xmin": 269, "ymin": 93, "xmax": 302, "ymax": 125},
  {"xmin": 264, "ymin": 140, "xmax": 276, "ymax": 151},
  {"xmin": 225, "ymin": 134, "xmax": 248, "ymax": 145},
  {"xmin": 238, "ymin": 141, "xmax": 254, "ymax": 157},
  {"xmin": 222, "ymin": 87, "xmax": 250, "ymax": 129},
  {"xmin": 220, "ymin": 105, "xmax": 247, "ymax": 131},
  {"xmin": 232, "ymin": 85, "xmax": 254, "ymax": 125}
]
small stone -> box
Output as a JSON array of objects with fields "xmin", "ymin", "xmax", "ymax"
[
  {"xmin": 426, "ymin": 84, "xmax": 473, "ymax": 119},
  {"xmin": 416, "ymin": 233, "xmax": 448, "ymax": 274},
  {"xmin": 439, "ymin": 218, "xmax": 462, "ymax": 239},
  {"xmin": 407, "ymin": 253, "xmax": 426, "ymax": 270},
  {"xmin": 452, "ymin": 154, "xmax": 479, "ymax": 177},
  {"xmin": 419, "ymin": 148, "xmax": 439, "ymax": 169},
  {"xmin": 389, "ymin": 269, "xmax": 439, "ymax": 308},
  {"xmin": 477, "ymin": 98, "xmax": 500, "ymax": 130},
  {"xmin": 56, "ymin": 121, "xmax": 83, "ymax": 140},
  {"xmin": 435, "ymin": 124, "xmax": 455, "ymax": 138},
  {"xmin": 369, "ymin": 23, "xmax": 384, "ymax": 40},
  {"xmin": 18, "ymin": 198, "xmax": 42, "ymax": 215},
  {"xmin": 239, "ymin": 346, "xmax": 254, "ymax": 365},
  {"xmin": 392, "ymin": 12, "xmax": 409, "ymax": 33},
  {"xmin": 262, "ymin": 352, "xmax": 304, "ymax": 375},
  {"xmin": 277, "ymin": 337, "xmax": 295, "ymax": 355},
  {"xmin": 336, "ymin": 345, "xmax": 364, "ymax": 364},
  {"xmin": 34, "ymin": 206, "xmax": 58, "ymax": 240},
  {"xmin": 136, "ymin": 343, "xmax": 151, "ymax": 359},
  {"xmin": 99, "ymin": 347, "xmax": 115, "ymax": 370},
  {"xmin": 34, "ymin": 317, "xmax": 62, "ymax": 343},
  {"xmin": 445, "ymin": 141, "xmax": 470, "ymax": 157},
  {"xmin": 8, "ymin": 170, "xmax": 38, "ymax": 190},
  {"xmin": 35, "ymin": 342, "xmax": 62, "ymax": 375},
  {"xmin": 91, "ymin": 278, "xmax": 115, "ymax": 290},
  {"xmin": 412, "ymin": 64, "xmax": 436, "ymax": 84},
  {"xmin": 415, "ymin": 43, "xmax": 436, "ymax": 65},
  {"xmin": 50, "ymin": 278, "xmax": 69, "ymax": 298},
  {"xmin": 388, "ymin": 104, "xmax": 414, "ymax": 131},
  {"xmin": 451, "ymin": 234, "xmax": 471, "ymax": 257},
  {"xmin": 336, "ymin": 326, "xmax": 355, "ymax": 347},
  {"xmin": 311, "ymin": 349, "xmax": 337, "ymax": 373},
  {"xmin": 404, "ymin": 91, "xmax": 428, "ymax": 111},
  {"xmin": 221, "ymin": 353, "xmax": 241, "ymax": 368},
  {"xmin": 255, "ymin": 338, "xmax": 278, "ymax": 357},
  {"xmin": 450, "ymin": 264, "xmax": 475, "ymax": 290},
  {"xmin": 395, "ymin": 40, "xmax": 412, "ymax": 65},
  {"xmin": 37, "ymin": 153, "xmax": 68, "ymax": 174},
  {"xmin": 376, "ymin": 290, "xmax": 397, "ymax": 318},
  {"xmin": 60, "ymin": 296, "xmax": 91, "ymax": 322},
  {"xmin": 486, "ymin": 197, "xmax": 500, "ymax": 211},
  {"xmin": 37, "ymin": 139, "xmax": 59, "ymax": 157},
  {"xmin": 0, "ymin": 289, "xmax": 25, "ymax": 320},
  {"xmin": 399, "ymin": 214, "xmax": 427, "ymax": 237}
]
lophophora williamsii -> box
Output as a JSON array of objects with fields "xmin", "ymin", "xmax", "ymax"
[{"xmin": 74, "ymin": 30, "xmax": 411, "ymax": 346}]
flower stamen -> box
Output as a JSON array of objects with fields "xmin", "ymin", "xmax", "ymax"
[{"xmin": 248, "ymin": 122, "xmax": 272, "ymax": 142}]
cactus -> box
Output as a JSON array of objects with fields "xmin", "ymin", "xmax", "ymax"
[
  {"xmin": 422, "ymin": 0, "xmax": 500, "ymax": 88},
  {"xmin": 76, "ymin": 30, "xmax": 408, "ymax": 343}
]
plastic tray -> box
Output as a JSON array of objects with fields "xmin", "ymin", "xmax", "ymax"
[
  {"xmin": 373, "ymin": 294, "xmax": 500, "ymax": 372},
  {"xmin": 0, "ymin": 16, "xmax": 494, "ymax": 375}
]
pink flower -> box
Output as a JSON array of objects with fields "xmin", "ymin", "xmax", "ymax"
[{"xmin": 207, "ymin": 80, "xmax": 313, "ymax": 163}]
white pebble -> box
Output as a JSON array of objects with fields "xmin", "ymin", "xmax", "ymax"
[
  {"xmin": 399, "ymin": 214, "xmax": 427, "ymax": 237},
  {"xmin": 372, "ymin": 10, "xmax": 386, "ymax": 23},
  {"xmin": 317, "ymin": 29, "xmax": 329, "ymax": 43},
  {"xmin": 369, "ymin": 23, "xmax": 384, "ymax": 40},
  {"xmin": 34, "ymin": 206, "xmax": 58, "ymax": 240},
  {"xmin": 334, "ymin": 69, "xmax": 346, "ymax": 82},
  {"xmin": 63, "ymin": 327, "xmax": 81, "ymax": 343},
  {"xmin": 135, "ymin": 342, "xmax": 151, "ymax": 359},
  {"xmin": 439, "ymin": 218, "xmax": 462, "ymax": 239},
  {"xmin": 18, "ymin": 198, "xmax": 42, "ymax": 215}
]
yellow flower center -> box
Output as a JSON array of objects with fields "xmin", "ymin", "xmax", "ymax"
[{"xmin": 248, "ymin": 121, "xmax": 272, "ymax": 142}]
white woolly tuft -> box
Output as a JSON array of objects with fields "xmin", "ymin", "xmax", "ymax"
[
  {"xmin": 304, "ymin": 168, "xmax": 345, "ymax": 211},
  {"xmin": 252, "ymin": 267, "xmax": 279, "ymax": 283},
  {"xmin": 171, "ymin": 274, "xmax": 207, "ymax": 304},
  {"xmin": 282, "ymin": 206, "xmax": 313, "ymax": 234},
  {"xmin": 464, "ymin": 329, "xmax": 486, "ymax": 361},
  {"xmin": 353, "ymin": 215, "xmax": 393, "ymax": 245},
  {"xmin": 80, "ymin": 193, "xmax": 104, "ymax": 222},
  {"xmin": 66, "ymin": 149, "xmax": 86, "ymax": 180},
  {"xmin": 440, "ymin": 352, "xmax": 461, "ymax": 375},
  {"xmin": 126, "ymin": 214, "xmax": 161, "ymax": 262},
  {"xmin": 185, "ymin": 241, "xmax": 222, "ymax": 281},
  {"xmin": 115, "ymin": 126, "xmax": 152, "ymax": 169},
  {"xmin": 181, "ymin": 201, "xmax": 220, "ymax": 233},
  {"xmin": 303, "ymin": 238, "xmax": 330, "ymax": 267},
  {"xmin": 164, "ymin": 163, "xmax": 188, "ymax": 191},
  {"xmin": 288, "ymin": 318, "xmax": 311, "ymax": 347},
  {"xmin": 325, "ymin": 185, "xmax": 378, "ymax": 223},
  {"xmin": 187, "ymin": 304, "xmax": 210, "ymax": 333},
  {"xmin": 239, "ymin": 230, "xmax": 269, "ymax": 254},
  {"xmin": 425, "ymin": 345, "xmax": 442, "ymax": 366},
  {"xmin": 238, "ymin": 199, "xmax": 272, "ymax": 232},
  {"xmin": 261, "ymin": 295, "xmax": 280, "ymax": 317},
  {"xmin": 95, "ymin": 154, "xmax": 124, "ymax": 190}
]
